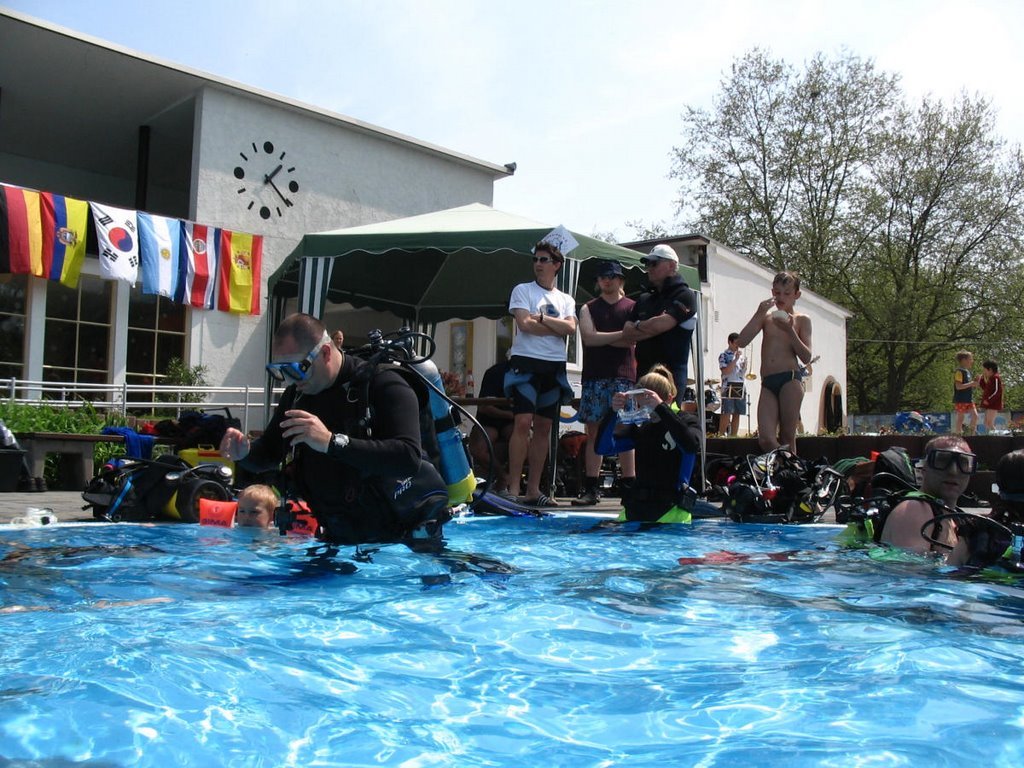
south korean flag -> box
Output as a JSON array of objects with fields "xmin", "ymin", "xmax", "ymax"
[{"xmin": 91, "ymin": 202, "xmax": 139, "ymax": 285}]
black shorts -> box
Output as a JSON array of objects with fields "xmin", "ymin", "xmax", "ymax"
[{"xmin": 508, "ymin": 356, "xmax": 564, "ymax": 420}]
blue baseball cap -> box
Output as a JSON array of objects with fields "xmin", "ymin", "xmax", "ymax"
[{"xmin": 596, "ymin": 261, "xmax": 624, "ymax": 278}]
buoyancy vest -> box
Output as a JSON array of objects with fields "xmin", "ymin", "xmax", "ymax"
[
  {"xmin": 838, "ymin": 489, "xmax": 945, "ymax": 545},
  {"xmin": 309, "ymin": 359, "xmax": 450, "ymax": 545}
]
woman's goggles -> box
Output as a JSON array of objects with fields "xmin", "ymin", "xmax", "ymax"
[
  {"xmin": 925, "ymin": 448, "xmax": 978, "ymax": 475},
  {"xmin": 266, "ymin": 332, "xmax": 330, "ymax": 383}
]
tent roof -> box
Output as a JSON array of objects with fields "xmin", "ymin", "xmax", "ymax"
[{"xmin": 269, "ymin": 203, "xmax": 700, "ymax": 322}]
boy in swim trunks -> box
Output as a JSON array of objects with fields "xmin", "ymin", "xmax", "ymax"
[{"xmin": 736, "ymin": 271, "xmax": 813, "ymax": 454}]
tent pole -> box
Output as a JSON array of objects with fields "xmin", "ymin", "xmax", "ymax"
[{"xmin": 695, "ymin": 306, "xmax": 707, "ymax": 493}]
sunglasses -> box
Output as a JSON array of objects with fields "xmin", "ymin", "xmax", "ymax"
[
  {"xmin": 266, "ymin": 332, "xmax": 330, "ymax": 383},
  {"xmin": 640, "ymin": 258, "xmax": 663, "ymax": 267},
  {"xmin": 532, "ymin": 255, "xmax": 559, "ymax": 264},
  {"xmin": 925, "ymin": 449, "xmax": 978, "ymax": 475}
]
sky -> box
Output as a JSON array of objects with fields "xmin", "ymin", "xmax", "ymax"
[{"xmin": 5, "ymin": 0, "xmax": 1024, "ymax": 240}]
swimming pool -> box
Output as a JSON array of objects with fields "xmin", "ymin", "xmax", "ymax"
[{"xmin": 2, "ymin": 516, "xmax": 1024, "ymax": 766}]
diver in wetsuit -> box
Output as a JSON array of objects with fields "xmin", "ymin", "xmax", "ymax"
[
  {"xmin": 220, "ymin": 313, "xmax": 447, "ymax": 546},
  {"xmin": 596, "ymin": 364, "xmax": 702, "ymax": 523}
]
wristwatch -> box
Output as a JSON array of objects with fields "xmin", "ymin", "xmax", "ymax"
[{"xmin": 329, "ymin": 433, "xmax": 350, "ymax": 456}]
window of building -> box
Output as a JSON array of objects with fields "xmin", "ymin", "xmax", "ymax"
[
  {"xmin": 0, "ymin": 275, "xmax": 27, "ymax": 381},
  {"xmin": 126, "ymin": 289, "xmax": 187, "ymax": 385},
  {"xmin": 496, "ymin": 316, "xmax": 513, "ymax": 362},
  {"xmin": 43, "ymin": 276, "xmax": 112, "ymax": 385}
]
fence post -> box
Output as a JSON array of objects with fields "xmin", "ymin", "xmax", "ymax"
[{"xmin": 121, "ymin": 380, "xmax": 128, "ymax": 417}]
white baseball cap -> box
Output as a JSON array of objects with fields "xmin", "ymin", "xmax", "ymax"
[{"xmin": 646, "ymin": 244, "xmax": 679, "ymax": 264}]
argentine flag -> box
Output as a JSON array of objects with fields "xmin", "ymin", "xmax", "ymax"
[{"xmin": 138, "ymin": 212, "xmax": 181, "ymax": 298}]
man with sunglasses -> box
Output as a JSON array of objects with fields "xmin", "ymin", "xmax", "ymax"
[
  {"xmin": 504, "ymin": 241, "xmax": 577, "ymax": 507},
  {"xmin": 621, "ymin": 244, "xmax": 697, "ymax": 406},
  {"xmin": 879, "ymin": 436, "xmax": 978, "ymax": 564},
  {"xmin": 219, "ymin": 313, "xmax": 431, "ymax": 544}
]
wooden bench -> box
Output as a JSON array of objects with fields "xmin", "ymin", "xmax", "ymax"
[{"xmin": 16, "ymin": 432, "xmax": 177, "ymax": 490}]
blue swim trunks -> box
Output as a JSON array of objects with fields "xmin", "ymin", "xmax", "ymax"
[{"xmin": 578, "ymin": 377, "xmax": 636, "ymax": 423}]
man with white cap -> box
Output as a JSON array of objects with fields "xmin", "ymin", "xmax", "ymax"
[{"xmin": 621, "ymin": 243, "xmax": 697, "ymax": 405}]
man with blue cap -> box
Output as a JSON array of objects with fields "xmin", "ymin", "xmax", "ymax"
[{"xmin": 574, "ymin": 260, "xmax": 637, "ymax": 506}]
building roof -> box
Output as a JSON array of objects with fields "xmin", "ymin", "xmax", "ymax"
[{"xmin": 0, "ymin": 9, "xmax": 513, "ymax": 186}]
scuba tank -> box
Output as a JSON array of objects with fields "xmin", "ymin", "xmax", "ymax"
[{"xmin": 410, "ymin": 359, "xmax": 476, "ymax": 505}]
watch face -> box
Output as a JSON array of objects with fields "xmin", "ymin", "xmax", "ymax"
[{"xmin": 233, "ymin": 140, "xmax": 300, "ymax": 220}]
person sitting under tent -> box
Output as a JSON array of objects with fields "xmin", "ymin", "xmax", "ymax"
[{"xmin": 469, "ymin": 357, "xmax": 515, "ymax": 499}]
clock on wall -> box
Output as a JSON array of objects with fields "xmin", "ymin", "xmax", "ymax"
[{"xmin": 233, "ymin": 140, "xmax": 300, "ymax": 220}]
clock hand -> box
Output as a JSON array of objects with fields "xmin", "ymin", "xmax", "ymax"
[
  {"xmin": 267, "ymin": 177, "xmax": 293, "ymax": 207},
  {"xmin": 263, "ymin": 164, "xmax": 283, "ymax": 184}
]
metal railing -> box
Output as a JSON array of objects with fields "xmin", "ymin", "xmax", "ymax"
[{"xmin": 0, "ymin": 378, "xmax": 284, "ymax": 435}]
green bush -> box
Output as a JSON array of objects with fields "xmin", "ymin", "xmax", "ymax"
[
  {"xmin": 0, "ymin": 401, "xmax": 131, "ymax": 484},
  {"xmin": 159, "ymin": 358, "xmax": 209, "ymax": 404},
  {"xmin": 0, "ymin": 400, "xmax": 123, "ymax": 433}
]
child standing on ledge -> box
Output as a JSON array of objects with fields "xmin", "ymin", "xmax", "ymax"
[
  {"xmin": 953, "ymin": 350, "xmax": 979, "ymax": 435},
  {"xmin": 736, "ymin": 271, "xmax": 813, "ymax": 454}
]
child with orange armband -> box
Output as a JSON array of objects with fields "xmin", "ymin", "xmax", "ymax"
[{"xmin": 235, "ymin": 484, "xmax": 278, "ymax": 529}]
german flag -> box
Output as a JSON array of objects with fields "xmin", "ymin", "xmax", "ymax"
[{"xmin": 0, "ymin": 184, "xmax": 44, "ymax": 277}]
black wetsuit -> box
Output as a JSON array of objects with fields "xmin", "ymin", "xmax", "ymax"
[
  {"xmin": 598, "ymin": 404, "xmax": 702, "ymax": 521},
  {"xmin": 240, "ymin": 354, "xmax": 423, "ymax": 543}
]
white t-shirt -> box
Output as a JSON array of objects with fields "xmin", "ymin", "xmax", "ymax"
[
  {"xmin": 508, "ymin": 280, "xmax": 577, "ymax": 362},
  {"xmin": 719, "ymin": 348, "xmax": 747, "ymax": 384}
]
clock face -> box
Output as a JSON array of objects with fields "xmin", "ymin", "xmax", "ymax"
[{"xmin": 233, "ymin": 140, "xmax": 300, "ymax": 220}]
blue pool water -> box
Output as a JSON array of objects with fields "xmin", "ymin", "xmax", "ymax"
[{"xmin": 2, "ymin": 516, "xmax": 1024, "ymax": 766}]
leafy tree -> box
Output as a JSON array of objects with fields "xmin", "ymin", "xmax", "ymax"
[
  {"xmin": 160, "ymin": 357, "xmax": 209, "ymax": 405},
  {"xmin": 625, "ymin": 219, "xmax": 671, "ymax": 241},
  {"xmin": 590, "ymin": 230, "xmax": 619, "ymax": 244},
  {"xmin": 672, "ymin": 49, "xmax": 1024, "ymax": 412},
  {"xmin": 842, "ymin": 97, "xmax": 1024, "ymax": 411}
]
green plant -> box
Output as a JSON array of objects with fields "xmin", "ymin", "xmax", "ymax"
[
  {"xmin": 0, "ymin": 401, "xmax": 132, "ymax": 484},
  {"xmin": 160, "ymin": 358, "xmax": 209, "ymax": 404},
  {"xmin": 0, "ymin": 400, "xmax": 121, "ymax": 433}
]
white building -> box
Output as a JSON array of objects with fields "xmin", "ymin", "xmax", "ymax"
[
  {"xmin": 621, "ymin": 235, "xmax": 852, "ymax": 435},
  {"xmin": 1, "ymin": 11, "xmax": 850, "ymax": 435},
  {"xmin": 0, "ymin": 9, "xmax": 510, "ymax": 408}
]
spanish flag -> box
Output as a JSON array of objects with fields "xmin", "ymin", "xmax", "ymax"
[
  {"xmin": 217, "ymin": 229, "xmax": 262, "ymax": 315},
  {"xmin": 40, "ymin": 192, "xmax": 88, "ymax": 288},
  {"xmin": 0, "ymin": 184, "xmax": 44, "ymax": 277}
]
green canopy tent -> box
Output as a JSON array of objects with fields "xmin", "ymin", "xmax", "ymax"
[
  {"xmin": 267, "ymin": 203, "xmax": 709, "ymax": 491},
  {"xmin": 267, "ymin": 203, "xmax": 699, "ymax": 323}
]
